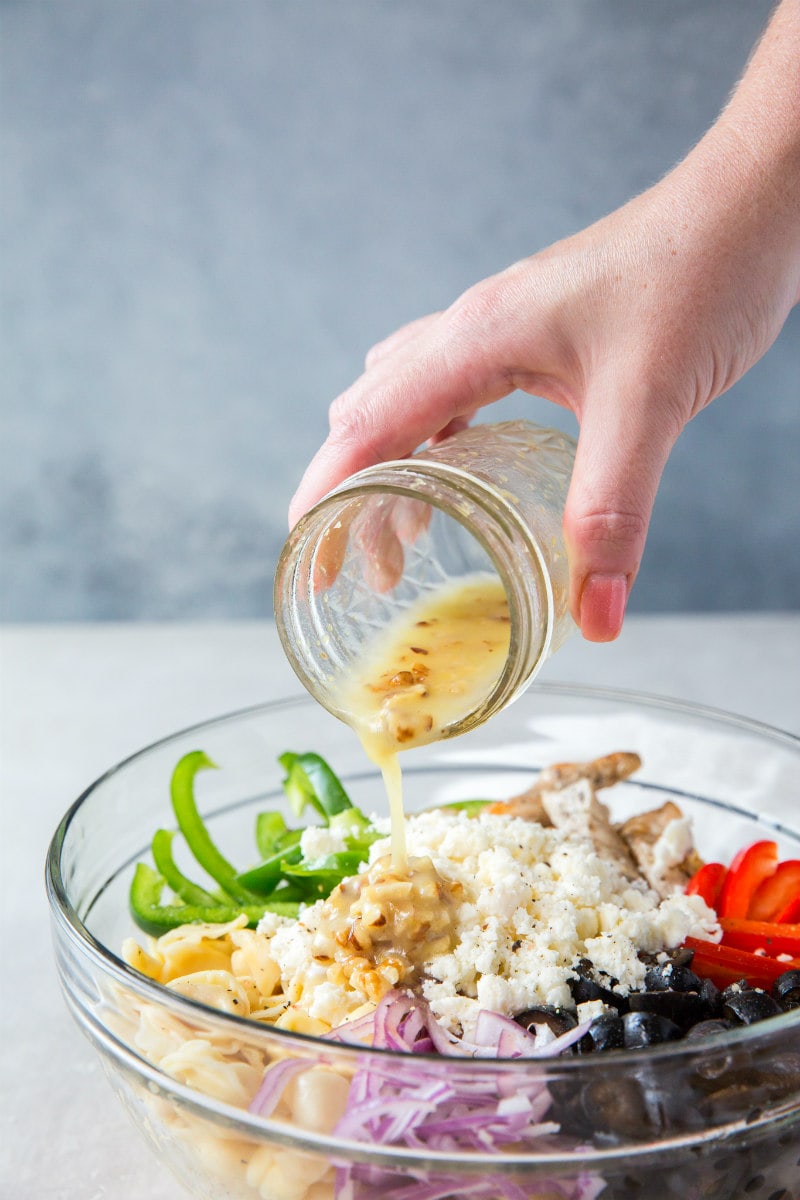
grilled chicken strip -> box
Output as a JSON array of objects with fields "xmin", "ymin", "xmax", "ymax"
[
  {"xmin": 488, "ymin": 751, "xmax": 703, "ymax": 897},
  {"xmin": 618, "ymin": 801, "xmax": 704, "ymax": 897},
  {"xmin": 540, "ymin": 780, "xmax": 642, "ymax": 881},
  {"xmin": 488, "ymin": 751, "xmax": 641, "ymax": 825},
  {"xmin": 489, "ymin": 752, "xmax": 643, "ymax": 882},
  {"xmin": 536, "ymin": 751, "xmax": 643, "ymax": 794}
]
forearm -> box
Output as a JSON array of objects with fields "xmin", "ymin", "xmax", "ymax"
[
  {"xmin": 725, "ymin": 0, "xmax": 800, "ymax": 172},
  {"xmin": 694, "ymin": 0, "xmax": 800, "ymax": 305},
  {"xmin": 613, "ymin": 0, "xmax": 800, "ymax": 410}
]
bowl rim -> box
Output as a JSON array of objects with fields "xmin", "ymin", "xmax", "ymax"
[{"xmin": 46, "ymin": 682, "xmax": 800, "ymax": 1080}]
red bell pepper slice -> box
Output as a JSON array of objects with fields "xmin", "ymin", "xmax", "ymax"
[
  {"xmin": 685, "ymin": 862, "xmax": 728, "ymax": 909},
  {"xmin": 716, "ymin": 840, "xmax": 779, "ymax": 919},
  {"xmin": 719, "ymin": 917, "xmax": 800, "ymax": 957},
  {"xmin": 684, "ymin": 936, "xmax": 800, "ymax": 990},
  {"xmin": 775, "ymin": 894, "xmax": 800, "ymax": 923},
  {"xmin": 748, "ymin": 859, "xmax": 800, "ymax": 922}
]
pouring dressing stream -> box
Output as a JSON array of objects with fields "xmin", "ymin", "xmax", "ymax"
[{"xmin": 337, "ymin": 574, "xmax": 511, "ymax": 870}]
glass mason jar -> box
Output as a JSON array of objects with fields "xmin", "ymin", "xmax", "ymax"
[{"xmin": 274, "ymin": 420, "xmax": 577, "ymax": 740}]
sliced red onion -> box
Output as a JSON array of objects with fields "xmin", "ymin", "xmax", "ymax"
[
  {"xmin": 472, "ymin": 1009, "xmax": 540, "ymax": 1057},
  {"xmin": 325, "ymin": 1008, "xmax": 378, "ymax": 1044},
  {"xmin": 325, "ymin": 989, "xmax": 470, "ymax": 1056},
  {"xmin": 573, "ymin": 1174, "xmax": 608, "ymax": 1200},
  {"xmin": 338, "ymin": 1167, "xmax": 588, "ymax": 1200},
  {"xmin": 248, "ymin": 1056, "xmax": 309, "ymax": 1118},
  {"xmin": 529, "ymin": 1018, "xmax": 591, "ymax": 1058},
  {"xmin": 249, "ymin": 991, "xmax": 604, "ymax": 1200}
]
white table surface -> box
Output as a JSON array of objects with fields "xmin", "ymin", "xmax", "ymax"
[{"xmin": 2, "ymin": 615, "xmax": 798, "ymax": 1198}]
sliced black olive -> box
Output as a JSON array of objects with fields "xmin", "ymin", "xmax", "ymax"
[
  {"xmin": 772, "ymin": 968, "xmax": 800, "ymax": 1010},
  {"xmin": 622, "ymin": 1010, "xmax": 682, "ymax": 1048},
  {"xmin": 720, "ymin": 980, "xmax": 750, "ymax": 1005},
  {"xmin": 689, "ymin": 1042, "xmax": 742, "ymax": 1089},
  {"xmin": 684, "ymin": 1018, "xmax": 735, "ymax": 1040},
  {"xmin": 698, "ymin": 1054, "xmax": 800, "ymax": 1124},
  {"xmin": 569, "ymin": 959, "xmax": 629, "ymax": 1012},
  {"xmin": 698, "ymin": 976, "xmax": 722, "ymax": 1018},
  {"xmin": 575, "ymin": 1012, "xmax": 626, "ymax": 1054},
  {"xmin": 628, "ymin": 989, "xmax": 707, "ymax": 1030},
  {"xmin": 590, "ymin": 1013, "xmax": 626, "ymax": 1052},
  {"xmin": 722, "ymin": 988, "xmax": 782, "ymax": 1026},
  {"xmin": 579, "ymin": 1076, "xmax": 654, "ymax": 1138},
  {"xmin": 546, "ymin": 1080, "xmax": 593, "ymax": 1139},
  {"xmin": 641, "ymin": 944, "xmax": 695, "ymax": 971},
  {"xmin": 514, "ymin": 1005, "xmax": 577, "ymax": 1038},
  {"xmin": 643, "ymin": 962, "xmax": 703, "ymax": 993},
  {"xmin": 583, "ymin": 1065, "xmax": 700, "ymax": 1139}
]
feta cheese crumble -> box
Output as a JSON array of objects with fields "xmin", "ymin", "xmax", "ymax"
[{"xmin": 261, "ymin": 806, "xmax": 719, "ymax": 1037}]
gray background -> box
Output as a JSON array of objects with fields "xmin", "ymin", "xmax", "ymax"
[{"xmin": 2, "ymin": 0, "xmax": 798, "ymax": 621}]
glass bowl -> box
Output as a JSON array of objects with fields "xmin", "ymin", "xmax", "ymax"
[{"xmin": 47, "ymin": 684, "xmax": 800, "ymax": 1200}]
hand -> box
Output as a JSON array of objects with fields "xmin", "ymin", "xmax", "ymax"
[
  {"xmin": 311, "ymin": 493, "xmax": 431, "ymax": 595},
  {"xmin": 289, "ymin": 3, "xmax": 800, "ymax": 641}
]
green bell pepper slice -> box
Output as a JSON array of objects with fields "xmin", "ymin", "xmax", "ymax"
[
  {"xmin": 235, "ymin": 831, "xmax": 304, "ymax": 895},
  {"xmin": 279, "ymin": 752, "xmax": 353, "ymax": 821},
  {"xmin": 255, "ymin": 810, "xmax": 290, "ymax": 859},
  {"xmin": 170, "ymin": 751, "xmax": 261, "ymax": 906},
  {"xmin": 151, "ymin": 828, "xmax": 220, "ymax": 907},
  {"xmin": 129, "ymin": 863, "xmax": 300, "ymax": 937},
  {"xmin": 432, "ymin": 798, "xmax": 493, "ymax": 817},
  {"xmin": 281, "ymin": 850, "xmax": 366, "ymax": 898}
]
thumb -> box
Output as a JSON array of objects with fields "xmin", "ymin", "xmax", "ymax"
[{"xmin": 563, "ymin": 393, "xmax": 677, "ymax": 642}]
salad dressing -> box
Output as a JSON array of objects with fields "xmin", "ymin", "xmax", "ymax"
[
  {"xmin": 313, "ymin": 853, "xmax": 463, "ymax": 998},
  {"xmin": 339, "ymin": 575, "xmax": 511, "ymax": 872}
]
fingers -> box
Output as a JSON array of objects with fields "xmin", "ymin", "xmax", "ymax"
[
  {"xmin": 352, "ymin": 500, "xmax": 406, "ymax": 593},
  {"xmin": 311, "ymin": 514, "xmax": 351, "ymax": 594},
  {"xmin": 364, "ymin": 313, "xmax": 443, "ymax": 369},
  {"xmin": 309, "ymin": 492, "xmax": 433, "ymax": 596},
  {"xmin": 354, "ymin": 496, "xmax": 433, "ymax": 593},
  {"xmin": 563, "ymin": 386, "xmax": 679, "ymax": 642},
  {"xmin": 428, "ymin": 413, "xmax": 476, "ymax": 444},
  {"xmin": 389, "ymin": 496, "xmax": 432, "ymax": 544},
  {"xmin": 288, "ymin": 302, "xmax": 514, "ymax": 527}
]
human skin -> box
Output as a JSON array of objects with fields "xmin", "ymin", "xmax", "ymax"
[{"xmin": 289, "ymin": 0, "xmax": 800, "ymax": 642}]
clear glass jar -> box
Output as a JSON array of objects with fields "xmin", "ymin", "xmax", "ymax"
[{"xmin": 274, "ymin": 420, "xmax": 577, "ymax": 739}]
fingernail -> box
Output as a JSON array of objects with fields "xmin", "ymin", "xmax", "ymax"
[{"xmin": 580, "ymin": 573, "xmax": 628, "ymax": 642}]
